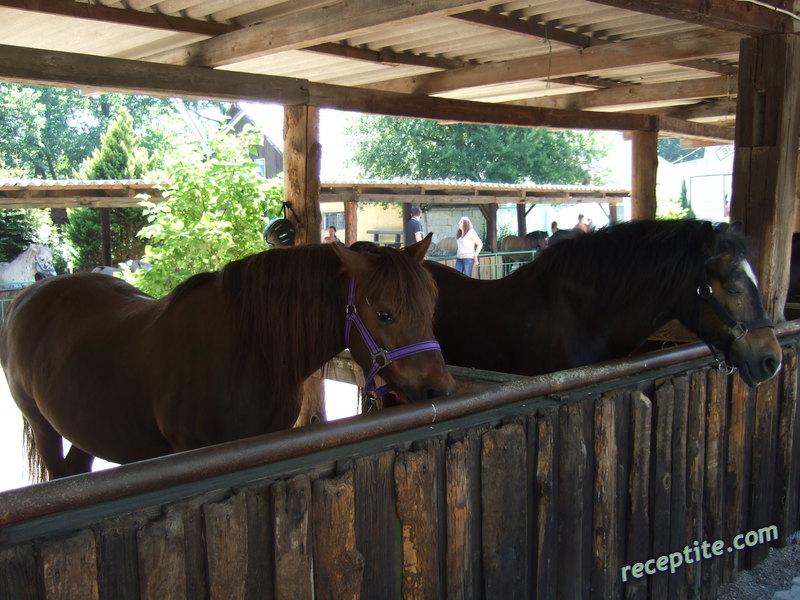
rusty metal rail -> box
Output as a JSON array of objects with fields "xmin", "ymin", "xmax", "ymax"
[{"xmin": 2, "ymin": 320, "xmax": 799, "ymax": 532}]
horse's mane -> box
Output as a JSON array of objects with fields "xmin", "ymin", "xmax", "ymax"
[{"xmin": 526, "ymin": 219, "xmax": 749, "ymax": 304}]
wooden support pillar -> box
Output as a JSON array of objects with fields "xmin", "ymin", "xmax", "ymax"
[
  {"xmin": 516, "ymin": 204, "xmax": 527, "ymax": 236},
  {"xmin": 630, "ymin": 130, "xmax": 659, "ymax": 220},
  {"xmin": 100, "ymin": 207, "xmax": 112, "ymax": 266},
  {"xmin": 479, "ymin": 204, "xmax": 498, "ymax": 252},
  {"xmin": 731, "ymin": 34, "xmax": 800, "ymax": 320},
  {"xmin": 344, "ymin": 193, "xmax": 358, "ymax": 246},
  {"xmin": 609, "ymin": 203, "xmax": 622, "ymax": 224},
  {"xmin": 284, "ymin": 105, "xmax": 322, "ymax": 244}
]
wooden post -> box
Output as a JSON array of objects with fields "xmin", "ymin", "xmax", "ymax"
[
  {"xmin": 478, "ymin": 204, "xmax": 498, "ymax": 252},
  {"xmin": 100, "ymin": 208, "xmax": 112, "ymax": 266},
  {"xmin": 516, "ymin": 204, "xmax": 527, "ymax": 236},
  {"xmin": 609, "ymin": 203, "xmax": 622, "ymax": 224},
  {"xmin": 344, "ymin": 193, "xmax": 358, "ymax": 246},
  {"xmin": 284, "ymin": 105, "xmax": 322, "ymax": 244},
  {"xmin": 730, "ymin": 34, "xmax": 800, "ymax": 320},
  {"xmin": 630, "ymin": 130, "xmax": 659, "ymax": 220}
]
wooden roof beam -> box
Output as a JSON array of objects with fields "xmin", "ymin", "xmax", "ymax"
[
  {"xmin": 305, "ymin": 42, "xmax": 466, "ymax": 70},
  {"xmin": 367, "ymin": 28, "xmax": 742, "ymax": 95},
  {"xmin": 587, "ymin": 0, "xmax": 796, "ymax": 35}
]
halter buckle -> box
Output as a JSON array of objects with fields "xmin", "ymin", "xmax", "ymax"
[
  {"xmin": 697, "ymin": 283, "xmax": 712, "ymax": 298},
  {"xmin": 372, "ymin": 348, "xmax": 391, "ymax": 368},
  {"xmin": 346, "ymin": 303, "xmax": 357, "ymax": 315},
  {"xmin": 730, "ymin": 322, "xmax": 749, "ymax": 342}
]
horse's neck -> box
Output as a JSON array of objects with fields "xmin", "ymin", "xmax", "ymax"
[{"xmin": 0, "ymin": 250, "xmax": 34, "ymax": 283}]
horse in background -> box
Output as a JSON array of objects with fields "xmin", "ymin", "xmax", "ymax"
[
  {"xmin": 0, "ymin": 244, "xmax": 56, "ymax": 289},
  {"xmin": 1, "ymin": 235, "xmax": 454, "ymax": 481},
  {"xmin": 426, "ymin": 220, "xmax": 781, "ymax": 387},
  {"xmin": 500, "ymin": 231, "xmax": 549, "ymax": 274}
]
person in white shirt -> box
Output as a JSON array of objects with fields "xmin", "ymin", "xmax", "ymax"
[{"xmin": 455, "ymin": 216, "xmax": 483, "ymax": 277}]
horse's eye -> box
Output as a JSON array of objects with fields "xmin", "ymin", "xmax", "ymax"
[{"xmin": 376, "ymin": 310, "xmax": 395, "ymax": 323}]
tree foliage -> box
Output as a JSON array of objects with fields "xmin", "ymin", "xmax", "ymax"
[
  {"xmin": 63, "ymin": 108, "xmax": 152, "ymax": 270},
  {"xmin": 348, "ymin": 116, "xmax": 609, "ymax": 184},
  {"xmin": 130, "ymin": 127, "xmax": 283, "ymax": 298},
  {"xmin": 0, "ymin": 84, "xmax": 224, "ymax": 178}
]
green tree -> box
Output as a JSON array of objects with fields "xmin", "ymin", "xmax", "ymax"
[
  {"xmin": 0, "ymin": 84, "xmax": 225, "ymax": 178},
  {"xmin": 658, "ymin": 138, "xmax": 704, "ymax": 164},
  {"xmin": 678, "ymin": 180, "xmax": 696, "ymax": 219},
  {"xmin": 0, "ymin": 210, "xmax": 40, "ymax": 262},
  {"xmin": 63, "ymin": 108, "xmax": 152, "ymax": 270},
  {"xmin": 130, "ymin": 127, "xmax": 283, "ymax": 297},
  {"xmin": 348, "ymin": 116, "xmax": 609, "ymax": 184}
]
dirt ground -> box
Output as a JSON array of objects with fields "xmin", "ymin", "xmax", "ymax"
[{"xmin": 716, "ymin": 533, "xmax": 800, "ymax": 600}]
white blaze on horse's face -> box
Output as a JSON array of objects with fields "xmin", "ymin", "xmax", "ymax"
[{"xmin": 740, "ymin": 258, "xmax": 758, "ymax": 287}]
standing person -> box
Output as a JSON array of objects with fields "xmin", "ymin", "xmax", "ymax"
[
  {"xmin": 324, "ymin": 226, "xmax": 341, "ymax": 244},
  {"xmin": 574, "ymin": 214, "xmax": 589, "ymax": 233},
  {"xmin": 455, "ymin": 216, "xmax": 483, "ymax": 277},
  {"xmin": 404, "ymin": 206, "xmax": 423, "ymax": 246},
  {"xmin": 551, "ymin": 221, "xmax": 559, "ymax": 235}
]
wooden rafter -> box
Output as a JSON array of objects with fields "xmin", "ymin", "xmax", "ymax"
[{"xmin": 305, "ymin": 42, "xmax": 466, "ymax": 70}]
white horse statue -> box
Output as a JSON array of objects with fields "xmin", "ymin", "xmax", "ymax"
[{"xmin": 0, "ymin": 244, "xmax": 56, "ymax": 289}]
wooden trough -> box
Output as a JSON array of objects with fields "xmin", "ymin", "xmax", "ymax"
[{"xmin": 1, "ymin": 321, "xmax": 800, "ymax": 599}]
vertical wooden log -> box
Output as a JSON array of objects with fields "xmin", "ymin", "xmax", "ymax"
[
  {"xmin": 445, "ymin": 431, "xmax": 481, "ymax": 600},
  {"xmin": 100, "ymin": 207, "xmax": 112, "ymax": 266},
  {"xmin": 284, "ymin": 105, "xmax": 322, "ymax": 245},
  {"xmin": 669, "ymin": 375, "xmax": 689, "ymax": 600},
  {"xmin": 516, "ymin": 203, "xmax": 527, "ymax": 236},
  {"xmin": 312, "ymin": 468, "xmax": 365, "ymax": 600},
  {"xmin": 137, "ymin": 510, "xmax": 187, "ymax": 600},
  {"xmin": 686, "ymin": 371, "xmax": 707, "ymax": 600},
  {"xmin": 478, "ymin": 204, "xmax": 498, "ymax": 252},
  {"xmin": 776, "ymin": 347, "xmax": 800, "ymax": 538},
  {"xmin": 592, "ymin": 395, "xmax": 619, "ymax": 600},
  {"xmin": 96, "ymin": 516, "xmax": 142, "ymax": 600},
  {"xmin": 702, "ymin": 368, "xmax": 728, "ymax": 599},
  {"xmin": 245, "ymin": 482, "xmax": 274, "ymax": 600},
  {"xmin": 626, "ymin": 392, "xmax": 652, "ymax": 600},
  {"xmin": 395, "ymin": 439, "xmax": 444, "ymax": 600},
  {"xmin": 731, "ymin": 34, "xmax": 800, "ymax": 319},
  {"xmin": 650, "ymin": 379, "xmax": 674, "ymax": 598},
  {"xmin": 295, "ymin": 376, "xmax": 325, "ymax": 426},
  {"xmin": 534, "ymin": 408, "xmax": 558, "ymax": 600},
  {"xmin": 173, "ymin": 497, "xmax": 208, "ymax": 599},
  {"xmin": 630, "ymin": 129, "xmax": 658, "ymax": 220},
  {"xmin": 204, "ymin": 492, "xmax": 249, "ymax": 600},
  {"xmin": 749, "ymin": 374, "xmax": 781, "ymax": 566},
  {"xmin": 481, "ymin": 422, "xmax": 528, "ymax": 597},
  {"xmin": 344, "ymin": 192, "xmax": 358, "ymax": 246},
  {"xmin": 40, "ymin": 529, "xmax": 99, "ymax": 600},
  {"xmin": 724, "ymin": 375, "xmax": 754, "ymax": 578},
  {"xmin": 354, "ymin": 450, "xmax": 402, "ymax": 599},
  {"xmin": 557, "ymin": 403, "xmax": 587, "ymax": 600},
  {"xmin": 0, "ymin": 544, "xmax": 38, "ymax": 600},
  {"xmin": 609, "ymin": 202, "xmax": 623, "ymax": 224},
  {"xmin": 272, "ymin": 475, "xmax": 313, "ymax": 600}
]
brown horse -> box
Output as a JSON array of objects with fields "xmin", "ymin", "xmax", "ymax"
[
  {"xmin": 1, "ymin": 235, "xmax": 454, "ymax": 481},
  {"xmin": 500, "ymin": 231, "xmax": 549, "ymax": 274},
  {"xmin": 426, "ymin": 220, "xmax": 782, "ymax": 386}
]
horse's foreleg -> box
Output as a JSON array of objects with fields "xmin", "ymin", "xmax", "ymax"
[{"xmin": 65, "ymin": 445, "xmax": 95, "ymax": 476}]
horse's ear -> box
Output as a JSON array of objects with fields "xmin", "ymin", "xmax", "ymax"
[
  {"xmin": 404, "ymin": 233, "xmax": 433, "ymax": 264},
  {"xmin": 331, "ymin": 244, "xmax": 371, "ymax": 277}
]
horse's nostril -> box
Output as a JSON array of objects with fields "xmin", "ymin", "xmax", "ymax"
[{"xmin": 763, "ymin": 356, "xmax": 781, "ymax": 377}]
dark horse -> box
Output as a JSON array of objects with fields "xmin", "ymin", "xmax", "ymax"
[
  {"xmin": 426, "ymin": 220, "xmax": 782, "ymax": 386},
  {"xmin": 1, "ymin": 236, "xmax": 455, "ymax": 481}
]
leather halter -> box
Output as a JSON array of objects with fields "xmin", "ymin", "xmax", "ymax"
[
  {"xmin": 696, "ymin": 266, "xmax": 774, "ymax": 369},
  {"xmin": 344, "ymin": 277, "xmax": 442, "ymax": 398}
]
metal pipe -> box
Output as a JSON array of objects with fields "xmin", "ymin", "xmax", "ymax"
[{"xmin": 2, "ymin": 320, "xmax": 798, "ymax": 527}]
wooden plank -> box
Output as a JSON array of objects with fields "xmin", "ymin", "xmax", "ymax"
[
  {"xmin": 481, "ymin": 422, "xmax": 528, "ymax": 597},
  {"xmin": 244, "ymin": 482, "xmax": 274, "ymax": 600},
  {"xmin": 354, "ymin": 450, "xmax": 402, "ymax": 599},
  {"xmin": 312, "ymin": 467, "xmax": 364, "ymax": 600},
  {"xmin": 557, "ymin": 402, "xmax": 587, "ymax": 600},
  {"xmin": 702, "ymin": 368, "xmax": 728, "ymax": 599},
  {"xmin": 669, "ymin": 375, "xmax": 689, "ymax": 600},
  {"xmin": 626, "ymin": 392, "xmax": 652, "ymax": 600},
  {"xmin": 40, "ymin": 529, "xmax": 99, "ymax": 600},
  {"xmin": 592, "ymin": 395, "xmax": 619, "ymax": 599},
  {"xmin": 749, "ymin": 373, "xmax": 781, "ymax": 566},
  {"xmin": 137, "ymin": 511, "xmax": 187, "ymax": 600},
  {"xmin": 776, "ymin": 347, "xmax": 800, "ymax": 538},
  {"xmin": 445, "ymin": 431, "xmax": 481, "ymax": 600},
  {"xmin": 723, "ymin": 374, "xmax": 754, "ymax": 578},
  {"xmin": 272, "ymin": 476, "xmax": 313, "ymax": 600},
  {"xmin": 685, "ymin": 371, "xmax": 707, "ymax": 600},
  {"xmin": 96, "ymin": 515, "xmax": 143, "ymax": 600},
  {"xmin": 395, "ymin": 439, "xmax": 445, "ymax": 599},
  {"xmin": 534, "ymin": 407, "xmax": 558, "ymax": 600},
  {"xmin": 0, "ymin": 544, "xmax": 37, "ymax": 600},
  {"xmin": 650, "ymin": 378, "xmax": 675, "ymax": 598},
  {"xmin": 204, "ymin": 492, "xmax": 249, "ymax": 600}
]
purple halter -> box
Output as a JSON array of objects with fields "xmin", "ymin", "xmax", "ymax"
[{"xmin": 344, "ymin": 277, "xmax": 442, "ymax": 398}]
